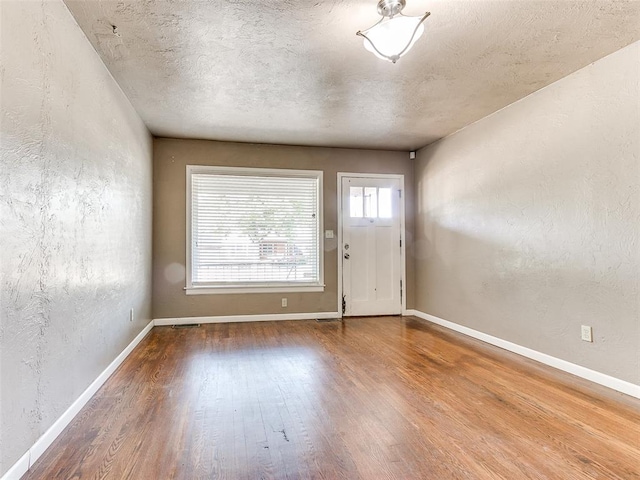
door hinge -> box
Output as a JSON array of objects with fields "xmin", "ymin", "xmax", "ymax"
[
  {"xmin": 342, "ymin": 294, "xmax": 346, "ymax": 315},
  {"xmin": 400, "ymin": 237, "xmax": 402, "ymax": 248},
  {"xmin": 400, "ymin": 280, "xmax": 403, "ymax": 302},
  {"xmin": 398, "ymin": 189, "xmax": 402, "ymax": 198}
]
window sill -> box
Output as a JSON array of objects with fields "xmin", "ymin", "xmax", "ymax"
[{"xmin": 185, "ymin": 284, "xmax": 325, "ymax": 295}]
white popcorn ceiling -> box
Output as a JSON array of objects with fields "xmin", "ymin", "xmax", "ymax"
[{"xmin": 63, "ymin": 0, "xmax": 640, "ymax": 151}]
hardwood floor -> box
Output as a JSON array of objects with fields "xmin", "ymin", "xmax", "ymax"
[{"xmin": 23, "ymin": 316, "xmax": 640, "ymax": 479}]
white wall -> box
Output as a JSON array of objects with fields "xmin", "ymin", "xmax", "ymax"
[
  {"xmin": 0, "ymin": 0, "xmax": 153, "ymax": 475},
  {"xmin": 414, "ymin": 42, "xmax": 639, "ymax": 385}
]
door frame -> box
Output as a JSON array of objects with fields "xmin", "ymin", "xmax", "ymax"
[{"xmin": 337, "ymin": 172, "xmax": 407, "ymax": 318}]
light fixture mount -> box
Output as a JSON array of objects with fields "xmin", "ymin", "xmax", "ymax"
[
  {"xmin": 357, "ymin": 0, "xmax": 430, "ymax": 63},
  {"xmin": 377, "ymin": 0, "xmax": 406, "ymax": 17}
]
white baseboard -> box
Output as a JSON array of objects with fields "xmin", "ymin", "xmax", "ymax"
[
  {"xmin": 1, "ymin": 320, "xmax": 154, "ymax": 480},
  {"xmin": 0, "ymin": 451, "xmax": 29, "ymax": 480},
  {"xmin": 153, "ymin": 311, "xmax": 340, "ymax": 326},
  {"xmin": 406, "ymin": 310, "xmax": 640, "ymax": 399}
]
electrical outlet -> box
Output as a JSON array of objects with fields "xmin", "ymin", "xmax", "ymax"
[
  {"xmin": 130, "ymin": 308, "xmax": 134, "ymax": 322},
  {"xmin": 581, "ymin": 325, "xmax": 593, "ymax": 342},
  {"xmin": 281, "ymin": 298, "xmax": 288, "ymax": 308}
]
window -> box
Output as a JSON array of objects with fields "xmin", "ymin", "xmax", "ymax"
[
  {"xmin": 349, "ymin": 186, "xmax": 392, "ymax": 218},
  {"xmin": 186, "ymin": 166, "xmax": 323, "ymax": 294}
]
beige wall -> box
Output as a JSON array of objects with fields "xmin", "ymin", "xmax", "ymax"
[
  {"xmin": 414, "ymin": 42, "xmax": 639, "ymax": 385},
  {"xmin": 153, "ymin": 138, "xmax": 414, "ymax": 319},
  {"xmin": 0, "ymin": 0, "xmax": 153, "ymax": 475}
]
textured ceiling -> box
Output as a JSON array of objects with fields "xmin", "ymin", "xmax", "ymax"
[{"xmin": 63, "ymin": 0, "xmax": 640, "ymax": 151}]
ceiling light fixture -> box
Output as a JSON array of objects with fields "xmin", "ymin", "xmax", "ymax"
[{"xmin": 357, "ymin": 0, "xmax": 430, "ymax": 63}]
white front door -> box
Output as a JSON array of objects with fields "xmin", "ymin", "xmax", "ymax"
[{"xmin": 341, "ymin": 175, "xmax": 403, "ymax": 316}]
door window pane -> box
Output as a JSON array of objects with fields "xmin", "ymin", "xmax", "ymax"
[
  {"xmin": 378, "ymin": 188, "xmax": 392, "ymax": 218},
  {"xmin": 364, "ymin": 187, "xmax": 377, "ymax": 218},
  {"xmin": 350, "ymin": 187, "xmax": 363, "ymax": 218}
]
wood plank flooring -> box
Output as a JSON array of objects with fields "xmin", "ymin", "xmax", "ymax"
[{"xmin": 23, "ymin": 316, "xmax": 640, "ymax": 479}]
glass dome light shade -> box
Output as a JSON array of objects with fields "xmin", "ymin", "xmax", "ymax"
[{"xmin": 358, "ymin": 10, "xmax": 430, "ymax": 63}]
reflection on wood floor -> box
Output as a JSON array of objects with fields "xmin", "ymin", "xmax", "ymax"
[{"xmin": 23, "ymin": 316, "xmax": 640, "ymax": 479}]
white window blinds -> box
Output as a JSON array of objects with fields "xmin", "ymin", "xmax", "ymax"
[{"xmin": 188, "ymin": 167, "xmax": 322, "ymax": 290}]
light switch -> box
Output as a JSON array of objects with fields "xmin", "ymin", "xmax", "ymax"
[{"xmin": 325, "ymin": 230, "xmax": 334, "ymax": 239}]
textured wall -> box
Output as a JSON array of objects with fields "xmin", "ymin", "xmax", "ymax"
[
  {"xmin": 414, "ymin": 42, "xmax": 639, "ymax": 385},
  {"xmin": 153, "ymin": 138, "xmax": 414, "ymax": 319},
  {"xmin": 0, "ymin": 0, "xmax": 153, "ymax": 475}
]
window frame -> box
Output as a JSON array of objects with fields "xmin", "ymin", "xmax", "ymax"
[{"xmin": 185, "ymin": 165, "xmax": 324, "ymax": 295}]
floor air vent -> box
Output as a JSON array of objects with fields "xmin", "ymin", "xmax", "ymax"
[{"xmin": 172, "ymin": 324, "xmax": 201, "ymax": 329}]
